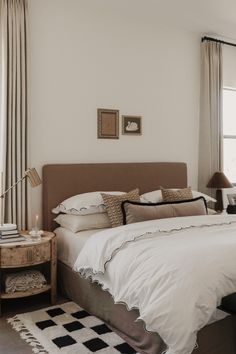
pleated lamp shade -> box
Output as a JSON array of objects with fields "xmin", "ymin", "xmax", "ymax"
[{"xmin": 207, "ymin": 171, "xmax": 233, "ymax": 189}]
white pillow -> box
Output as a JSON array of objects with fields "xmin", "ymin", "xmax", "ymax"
[
  {"xmin": 52, "ymin": 191, "xmax": 125, "ymax": 215},
  {"xmin": 207, "ymin": 208, "xmax": 218, "ymax": 215},
  {"xmin": 141, "ymin": 189, "xmax": 216, "ymax": 204},
  {"xmin": 54, "ymin": 213, "xmax": 111, "ymax": 233},
  {"xmin": 191, "ymin": 191, "xmax": 216, "ymax": 203}
]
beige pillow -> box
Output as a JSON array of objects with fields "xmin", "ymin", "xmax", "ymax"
[
  {"xmin": 161, "ymin": 187, "xmax": 193, "ymax": 202},
  {"xmin": 122, "ymin": 197, "xmax": 207, "ymax": 225},
  {"xmin": 101, "ymin": 189, "xmax": 140, "ymax": 227},
  {"xmin": 54, "ymin": 213, "xmax": 111, "ymax": 233}
]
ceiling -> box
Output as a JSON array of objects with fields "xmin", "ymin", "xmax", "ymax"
[{"xmin": 96, "ymin": 0, "xmax": 236, "ymax": 41}]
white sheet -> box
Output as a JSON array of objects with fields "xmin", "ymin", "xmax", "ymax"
[
  {"xmin": 55, "ymin": 227, "xmax": 106, "ymax": 268},
  {"xmin": 74, "ymin": 215, "xmax": 236, "ymax": 354}
]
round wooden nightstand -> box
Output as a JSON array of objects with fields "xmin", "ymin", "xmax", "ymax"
[{"xmin": 0, "ymin": 231, "xmax": 57, "ymax": 316}]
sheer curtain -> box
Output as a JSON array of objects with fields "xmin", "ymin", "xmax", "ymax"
[
  {"xmin": 0, "ymin": 0, "xmax": 30, "ymax": 229},
  {"xmin": 198, "ymin": 40, "xmax": 223, "ymax": 196}
]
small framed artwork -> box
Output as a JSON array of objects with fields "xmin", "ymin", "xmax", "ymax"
[
  {"xmin": 122, "ymin": 116, "xmax": 142, "ymax": 135},
  {"xmin": 227, "ymin": 193, "xmax": 236, "ymax": 205},
  {"xmin": 97, "ymin": 108, "xmax": 119, "ymax": 139}
]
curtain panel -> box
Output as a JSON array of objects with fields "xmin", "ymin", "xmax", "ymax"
[
  {"xmin": 198, "ymin": 41, "xmax": 223, "ymax": 196},
  {"xmin": 0, "ymin": 0, "xmax": 30, "ymax": 229}
]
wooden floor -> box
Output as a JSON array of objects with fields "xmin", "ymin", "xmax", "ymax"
[{"xmin": 0, "ymin": 292, "xmax": 67, "ymax": 354}]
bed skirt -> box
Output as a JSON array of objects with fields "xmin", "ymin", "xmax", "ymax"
[{"xmin": 58, "ymin": 261, "xmax": 236, "ymax": 354}]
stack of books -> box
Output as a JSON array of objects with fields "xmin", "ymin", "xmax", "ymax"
[{"xmin": 0, "ymin": 227, "xmax": 25, "ymax": 243}]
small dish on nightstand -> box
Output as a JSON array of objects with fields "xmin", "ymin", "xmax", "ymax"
[{"xmin": 29, "ymin": 229, "xmax": 44, "ymax": 241}]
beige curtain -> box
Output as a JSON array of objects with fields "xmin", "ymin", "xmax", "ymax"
[
  {"xmin": 0, "ymin": 0, "xmax": 30, "ymax": 229},
  {"xmin": 198, "ymin": 41, "xmax": 223, "ymax": 196}
]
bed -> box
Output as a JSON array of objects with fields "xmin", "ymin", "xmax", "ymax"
[{"xmin": 43, "ymin": 162, "xmax": 236, "ymax": 354}]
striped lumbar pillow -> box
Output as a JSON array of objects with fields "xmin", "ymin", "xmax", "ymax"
[{"xmin": 161, "ymin": 187, "xmax": 193, "ymax": 202}]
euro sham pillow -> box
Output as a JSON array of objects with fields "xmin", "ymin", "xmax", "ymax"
[
  {"xmin": 122, "ymin": 197, "xmax": 208, "ymax": 225},
  {"xmin": 141, "ymin": 188, "xmax": 216, "ymax": 204},
  {"xmin": 101, "ymin": 189, "xmax": 140, "ymax": 228},
  {"xmin": 207, "ymin": 208, "xmax": 218, "ymax": 215},
  {"xmin": 54, "ymin": 213, "xmax": 111, "ymax": 233},
  {"xmin": 52, "ymin": 191, "xmax": 125, "ymax": 216}
]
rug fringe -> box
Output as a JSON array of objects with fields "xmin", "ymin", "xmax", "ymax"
[{"xmin": 7, "ymin": 316, "xmax": 48, "ymax": 354}]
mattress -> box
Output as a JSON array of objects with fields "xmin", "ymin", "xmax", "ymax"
[{"xmin": 55, "ymin": 227, "xmax": 107, "ymax": 268}]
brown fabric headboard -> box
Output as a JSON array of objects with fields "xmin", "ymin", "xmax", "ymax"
[{"xmin": 43, "ymin": 162, "xmax": 187, "ymax": 231}]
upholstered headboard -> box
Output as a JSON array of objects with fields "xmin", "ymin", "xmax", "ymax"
[{"xmin": 42, "ymin": 162, "xmax": 187, "ymax": 231}]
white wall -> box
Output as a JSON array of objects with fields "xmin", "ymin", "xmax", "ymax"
[{"xmin": 28, "ymin": 0, "xmax": 200, "ymax": 224}]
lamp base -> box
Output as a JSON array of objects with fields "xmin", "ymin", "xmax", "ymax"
[
  {"xmin": 0, "ymin": 223, "xmax": 17, "ymax": 231},
  {"xmin": 215, "ymin": 189, "xmax": 223, "ymax": 212}
]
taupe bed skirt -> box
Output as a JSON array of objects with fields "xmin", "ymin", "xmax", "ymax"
[{"xmin": 58, "ymin": 261, "xmax": 236, "ymax": 354}]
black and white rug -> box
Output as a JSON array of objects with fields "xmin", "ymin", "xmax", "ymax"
[{"xmin": 8, "ymin": 302, "xmax": 138, "ymax": 354}]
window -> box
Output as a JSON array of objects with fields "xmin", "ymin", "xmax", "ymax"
[{"xmin": 223, "ymin": 88, "xmax": 236, "ymax": 184}]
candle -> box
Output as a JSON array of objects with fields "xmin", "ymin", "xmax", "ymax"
[
  {"xmin": 35, "ymin": 214, "xmax": 39, "ymax": 231},
  {"xmin": 30, "ymin": 214, "xmax": 42, "ymax": 241}
]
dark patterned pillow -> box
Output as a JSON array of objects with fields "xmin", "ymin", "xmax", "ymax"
[
  {"xmin": 101, "ymin": 189, "xmax": 140, "ymax": 227},
  {"xmin": 161, "ymin": 187, "xmax": 193, "ymax": 202}
]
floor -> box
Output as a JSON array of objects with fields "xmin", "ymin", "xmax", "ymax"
[{"xmin": 0, "ymin": 292, "xmax": 68, "ymax": 354}]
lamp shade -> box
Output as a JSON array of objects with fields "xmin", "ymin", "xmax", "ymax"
[
  {"xmin": 25, "ymin": 168, "xmax": 42, "ymax": 187},
  {"xmin": 207, "ymin": 171, "xmax": 233, "ymax": 189}
]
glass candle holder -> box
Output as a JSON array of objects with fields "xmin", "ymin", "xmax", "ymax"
[{"xmin": 29, "ymin": 227, "xmax": 43, "ymax": 241}]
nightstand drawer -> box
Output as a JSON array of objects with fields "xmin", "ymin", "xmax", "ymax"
[{"xmin": 0, "ymin": 243, "xmax": 51, "ymax": 267}]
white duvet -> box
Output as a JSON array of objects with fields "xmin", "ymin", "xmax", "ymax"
[{"xmin": 73, "ymin": 215, "xmax": 236, "ymax": 354}]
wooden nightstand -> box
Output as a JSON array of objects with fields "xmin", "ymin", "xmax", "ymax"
[{"xmin": 0, "ymin": 231, "xmax": 57, "ymax": 315}]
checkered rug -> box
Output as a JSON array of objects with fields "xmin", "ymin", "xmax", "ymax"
[{"xmin": 8, "ymin": 302, "xmax": 139, "ymax": 354}]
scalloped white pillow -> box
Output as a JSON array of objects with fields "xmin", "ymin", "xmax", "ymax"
[
  {"xmin": 54, "ymin": 213, "xmax": 111, "ymax": 232},
  {"xmin": 52, "ymin": 191, "xmax": 125, "ymax": 215},
  {"xmin": 141, "ymin": 189, "xmax": 216, "ymax": 204}
]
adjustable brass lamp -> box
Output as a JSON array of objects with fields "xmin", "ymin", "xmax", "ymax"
[
  {"xmin": 207, "ymin": 171, "xmax": 233, "ymax": 212},
  {"xmin": 0, "ymin": 168, "xmax": 42, "ymax": 230}
]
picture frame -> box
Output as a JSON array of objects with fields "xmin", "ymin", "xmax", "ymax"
[
  {"xmin": 122, "ymin": 115, "xmax": 142, "ymax": 135},
  {"xmin": 227, "ymin": 193, "xmax": 236, "ymax": 205},
  {"xmin": 97, "ymin": 108, "xmax": 119, "ymax": 139}
]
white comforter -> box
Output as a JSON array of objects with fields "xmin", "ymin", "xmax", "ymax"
[{"xmin": 73, "ymin": 215, "xmax": 236, "ymax": 354}]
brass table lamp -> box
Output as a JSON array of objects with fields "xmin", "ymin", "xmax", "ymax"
[{"xmin": 0, "ymin": 168, "xmax": 42, "ymax": 230}]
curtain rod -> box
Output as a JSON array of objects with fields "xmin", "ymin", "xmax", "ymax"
[{"xmin": 202, "ymin": 36, "xmax": 236, "ymax": 48}]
